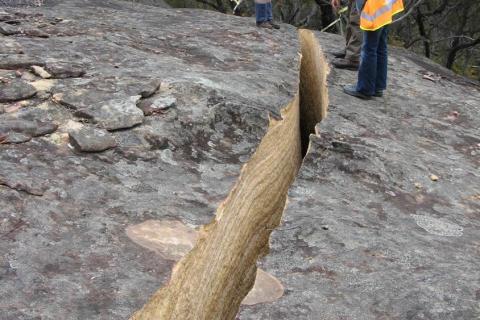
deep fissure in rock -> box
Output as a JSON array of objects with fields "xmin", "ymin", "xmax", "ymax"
[{"xmin": 130, "ymin": 29, "xmax": 329, "ymax": 320}]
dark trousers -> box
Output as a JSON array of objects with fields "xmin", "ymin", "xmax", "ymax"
[
  {"xmin": 255, "ymin": 2, "xmax": 273, "ymax": 23},
  {"xmin": 345, "ymin": 0, "xmax": 362, "ymax": 62},
  {"xmin": 356, "ymin": 26, "xmax": 388, "ymax": 96}
]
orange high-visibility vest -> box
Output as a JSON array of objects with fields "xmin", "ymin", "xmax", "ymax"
[{"xmin": 360, "ymin": 0, "xmax": 404, "ymax": 31}]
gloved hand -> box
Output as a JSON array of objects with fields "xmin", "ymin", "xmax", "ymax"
[{"xmin": 331, "ymin": 0, "xmax": 341, "ymax": 11}]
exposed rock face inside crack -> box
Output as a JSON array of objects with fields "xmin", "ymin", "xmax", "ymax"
[
  {"xmin": 130, "ymin": 29, "xmax": 329, "ymax": 320},
  {"xmin": 299, "ymin": 30, "xmax": 329, "ymax": 155}
]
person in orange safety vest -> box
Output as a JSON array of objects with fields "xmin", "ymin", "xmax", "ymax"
[{"xmin": 343, "ymin": 0, "xmax": 404, "ymax": 99}]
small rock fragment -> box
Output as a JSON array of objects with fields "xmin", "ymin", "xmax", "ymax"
[
  {"xmin": 81, "ymin": 96, "xmax": 144, "ymax": 130},
  {"xmin": 0, "ymin": 118, "xmax": 57, "ymax": 143},
  {"xmin": 137, "ymin": 95, "xmax": 176, "ymax": 116},
  {"xmin": 144, "ymin": 133, "xmax": 169, "ymax": 150},
  {"xmin": 69, "ymin": 126, "xmax": 117, "ymax": 152},
  {"xmin": 242, "ymin": 269, "xmax": 284, "ymax": 305},
  {"xmin": 414, "ymin": 182, "xmax": 422, "ymax": 189},
  {"xmin": 126, "ymin": 220, "xmax": 198, "ymax": 261},
  {"xmin": 430, "ymin": 175, "xmax": 439, "ymax": 182},
  {"xmin": 0, "ymin": 13, "xmax": 15, "ymax": 22},
  {"xmin": 23, "ymin": 28, "xmax": 49, "ymax": 38},
  {"xmin": 0, "ymin": 23, "xmax": 20, "ymax": 35},
  {"xmin": 30, "ymin": 79, "xmax": 56, "ymax": 92},
  {"xmin": 139, "ymin": 80, "xmax": 161, "ymax": 98},
  {"xmin": 31, "ymin": 65, "xmax": 52, "ymax": 79},
  {"xmin": 0, "ymin": 54, "xmax": 45, "ymax": 69},
  {"xmin": 2, "ymin": 132, "xmax": 31, "ymax": 144},
  {"xmin": 0, "ymin": 79, "xmax": 37, "ymax": 102},
  {"xmin": 45, "ymin": 62, "xmax": 85, "ymax": 78}
]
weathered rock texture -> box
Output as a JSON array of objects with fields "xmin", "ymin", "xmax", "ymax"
[{"xmin": 0, "ymin": 1, "xmax": 479, "ymax": 320}]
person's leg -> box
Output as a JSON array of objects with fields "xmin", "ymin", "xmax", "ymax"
[
  {"xmin": 345, "ymin": 0, "xmax": 353, "ymax": 44},
  {"xmin": 265, "ymin": 1, "xmax": 280, "ymax": 29},
  {"xmin": 332, "ymin": 0, "xmax": 360, "ymax": 70},
  {"xmin": 266, "ymin": 1, "xmax": 273, "ymax": 21},
  {"xmin": 345, "ymin": 0, "xmax": 361, "ymax": 63},
  {"xmin": 356, "ymin": 27, "xmax": 383, "ymax": 96},
  {"xmin": 375, "ymin": 26, "xmax": 389, "ymax": 94},
  {"xmin": 255, "ymin": 0, "xmax": 268, "ymax": 25}
]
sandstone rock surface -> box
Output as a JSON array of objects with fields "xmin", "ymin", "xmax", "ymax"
[{"xmin": 0, "ymin": 1, "xmax": 479, "ymax": 320}]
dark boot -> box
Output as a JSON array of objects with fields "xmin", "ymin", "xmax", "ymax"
[
  {"xmin": 256, "ymin": 21, "xmax": 274, "ymax": 29},
  {"xmin": 343, "ymin": 85, "xmax": 372, "ymax": 100},
  {"xmin": 268, "ymin": 20, "xmax": 280, "ymax": 29},
  {"xmin": 332, "ymin": 58, "xmax": 359, "ymax": 71}
]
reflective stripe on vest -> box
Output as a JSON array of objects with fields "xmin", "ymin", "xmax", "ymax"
[{"xmin": 360, "ymin": 0, "xmax": 404, "ymax": 31}]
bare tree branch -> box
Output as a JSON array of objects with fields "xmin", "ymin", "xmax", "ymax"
[{"xmin": 392, "ymin": 0, "xmax": 428, "ymax": 24}]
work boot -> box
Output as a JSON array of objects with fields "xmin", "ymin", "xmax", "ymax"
[
  {"xmin": 331, "ymin": 50, "xmax": 346, "ymax": 58},
  {"xmin": 343, "ymin": 85, "xmax": 372, "ymax": 100},
  {"xmin": 256, "ymin": 21, "xmax": 274, "ymax": 29},
  {"xmin": 374, "ymin": 90, "xmax": 384, "ymax": 97},
  {"xmin": 332, "ymin": 58, "xmax": 359, "ymax": 71},
  {"xmin": 268, "ymin": 20, "xmax": 280, "ymax": 29}
]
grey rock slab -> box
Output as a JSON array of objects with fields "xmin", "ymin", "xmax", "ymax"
[
  {"xmin": 80, "ymin": 96, "xmax": 144, "ymax": 130},
  {"xmin": 0, "ymin": 79, "xmax": 37, "ymax": 102},
  {"xmin": 69, "ymin": 126, "xmax": 117, "ymax": 152}
]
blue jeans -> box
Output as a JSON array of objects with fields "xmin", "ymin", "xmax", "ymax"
[
  {"xmin": 255, "ymin": 2, "xmax": 273, "ymax": 23},
  {"xmin": 356, "ymin": 26, "xmax": 388, "ymax": 96}
]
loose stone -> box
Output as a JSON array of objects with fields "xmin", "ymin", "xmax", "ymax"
[
  {"xmin": 0, "ymin": 79, "xmax": 37, "ymax": 102},
  {"xmin": 69, "ymin": 125, "xmax": 117, "ymax": 152},
  {"xmin": 81, "ymin": 96, "xmax": 144, "ymax": 130},
  {"xmin": 137, "ymin": 95, "xmax": 176, "ymax": 116},
  {"xmin": 31, "ymin": 65, "xmax": 52, "ymax": 79}
]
